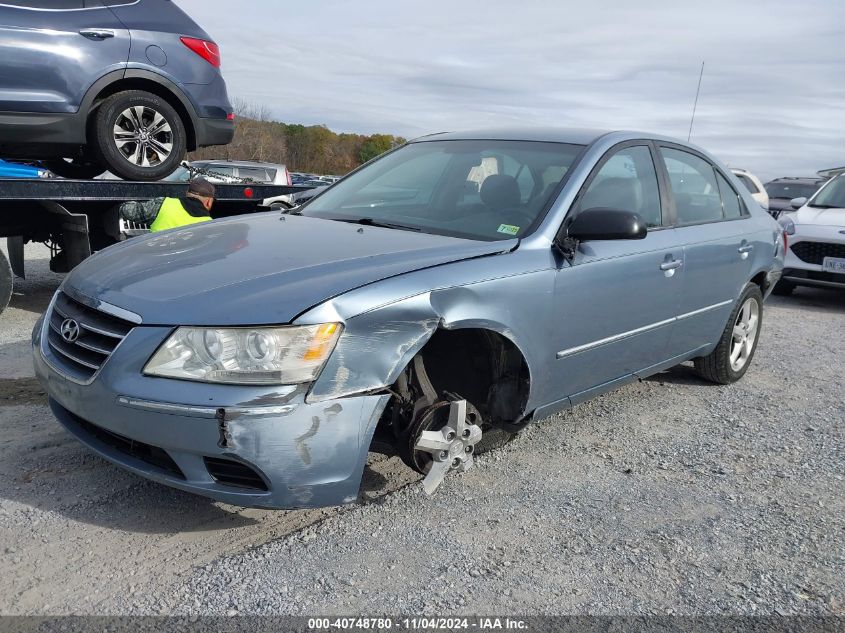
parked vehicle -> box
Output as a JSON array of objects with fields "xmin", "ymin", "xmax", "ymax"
[
  {"xmin": 731, "ymin": 168, "xmax": 768, "ymax": 209},
  {"xmin": 774, "ymin": 174, "xmax": 845, "ymax": 294},
  {"xmin": 765, "ymin": 177, "xmax": 827, "ymax": 218},
  {"xmin": 0, "ymin": 159, "xmax": 53, "ymax": 179},
  {"xmin": 190, "ymin": 160, "xmax": 292, "ymax": 185},
  {"xmin": 33, "ymin": 129, "xmax": 784, "ymax": 509},
  {"xmin": 0, "ymin": 0, "xmax": 234, "ymax": 181}
]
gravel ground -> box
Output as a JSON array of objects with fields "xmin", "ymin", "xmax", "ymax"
[{"xmin": 1, "ymin": 243, "xmax": 843, "ymax": 616}]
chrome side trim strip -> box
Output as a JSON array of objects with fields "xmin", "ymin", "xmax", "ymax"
[
  {"xmin": 675, "ymin": 300, "xmax": 733, "ymax": 321},
  {"xmin": 116, "ymin": 396, "xmax": 298, "ymax": 419},
  {"xmin": 556, "ymin": 300, "xmax": 733, "ymax": 359},
  {"xmin": 556, "ymin": 317, "xmax": 675, "ymax": 359}
]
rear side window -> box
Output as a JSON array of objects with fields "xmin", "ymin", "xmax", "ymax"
[
  {"xmin": 735, "ymin": 173, "xmax": 759, "ymax": 194},
  {"xmin": 716, "ymin": 172, "xmax": 743, "ymax": 219},
  {"xmin": 660, "ymin": 148, "xmax": 723, "ymax": 224},
  {"xmin": 578, "ymin": 145, "xmax": 663, "ymax": 228},
  {"xmin": 237, "ymin": 167, "xmax": 270, "ymax": 182}
]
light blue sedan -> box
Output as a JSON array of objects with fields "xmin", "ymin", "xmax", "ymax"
[{"xmin": 33, "ymin": 129, "xmax": 785, "ymax": 508}]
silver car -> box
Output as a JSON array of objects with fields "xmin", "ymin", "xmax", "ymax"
[{"xmin": 33, "ymin": 128, "xmax": 785, "ymax": 509}]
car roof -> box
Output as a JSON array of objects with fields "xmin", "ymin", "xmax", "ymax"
[
  {"xmin": 766, "ymin": 177, "xmax": 826, "ymax": 184},
  {"xmin": 410, "ymin": 127, "xmax": 693, "ymax": 147}
]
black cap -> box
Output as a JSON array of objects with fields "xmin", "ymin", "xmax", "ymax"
[{"xmin": 188, "ymin": 177, "xmax": 215, "ymax": 198}]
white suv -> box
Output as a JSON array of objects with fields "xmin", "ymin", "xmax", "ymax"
[{"xmin": 775, "ymin": 174, "xmax": 845, "ymax": 295}]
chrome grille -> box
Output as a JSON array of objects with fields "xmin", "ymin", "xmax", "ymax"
[{"xmin": 46, "ymin": 292, "xmax": 134, "ymax": 381}]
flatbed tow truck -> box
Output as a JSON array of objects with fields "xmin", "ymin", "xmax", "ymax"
[{"xmin": 0, "ymin": 177, "xmax": 304, "ymax": 315}]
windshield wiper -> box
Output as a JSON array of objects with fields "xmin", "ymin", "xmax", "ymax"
[{"xmin": 334, "ymin": 217, "xmax": 422, "ymax": 232}]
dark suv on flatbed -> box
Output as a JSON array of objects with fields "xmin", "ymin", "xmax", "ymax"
[{"xmin": 0, "ymin": 0, "xmax": 234, "ymax": 180}]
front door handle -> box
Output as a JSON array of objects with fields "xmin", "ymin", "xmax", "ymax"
[
  {"xmin": 738, "ymin": 244, "xmax": 754, "ymax": 259},
  {"xmin": 79, "ymin": 29, "xmax": 115, "ymax": 40},
  {"xmin": 660, "ymin": 260, "xmax": 683, "ymax": 271}
]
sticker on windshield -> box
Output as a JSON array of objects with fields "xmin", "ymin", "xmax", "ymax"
[{"xmin": 497, "ymin": 224, "xmax": 520, "ymax": 236}]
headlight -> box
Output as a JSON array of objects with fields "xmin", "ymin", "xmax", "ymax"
[
  {"xmin": 778, "ymin": 215, "xmax": 796, "ymax": 235},
  {"xmin": 143, "ymin": 323, "xmax": 341, "ymax": 385}
]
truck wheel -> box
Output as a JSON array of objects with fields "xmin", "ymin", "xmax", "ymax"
[
  {"xmin": 0, "ymin": 249, "xmax": 13, "ymax": 315},
  {"xmin": 44, "ymin": 158, "xmax": 105, "ymax": 180},
  {"xmin": 91, "ymin": 90, "xmax": 187, "ymax": 181},
  {"xmin": 694, "ymin": 284, "xmax": 763, "ymax": 385}
]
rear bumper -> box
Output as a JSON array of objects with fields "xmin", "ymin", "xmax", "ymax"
[{"xmin": 195, "ymin": 116, "xmax": 234, "ymax": 148}]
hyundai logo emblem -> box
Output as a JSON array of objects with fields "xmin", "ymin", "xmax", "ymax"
[{"xmin": 60, "ymin": 318, "xmax": 80, "ymax": 343}]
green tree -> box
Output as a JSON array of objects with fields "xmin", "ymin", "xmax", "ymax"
[{"xmin": 359, "ymin": 134, "xmax": 398, "ymax": 164}]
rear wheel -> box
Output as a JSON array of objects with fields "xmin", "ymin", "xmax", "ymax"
[
  {"xmin": 0, "ymin": 249, "xmax": 13, "ymax": 315},
  {"xmin": 91, "ymin": 90, "xmax": 187, "ymax": 181},
  {"xmin": 694, "ymin": 284, "xmax": 763, "ymax": 384}
]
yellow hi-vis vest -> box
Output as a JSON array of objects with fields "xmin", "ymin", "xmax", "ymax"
[{"xmin": 149, "ymin": 197, "xmax": 212, "ymax": 232}]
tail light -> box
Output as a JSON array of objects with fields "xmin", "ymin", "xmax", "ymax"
[
  {"xmin": 782, "ymin": 229, "xmax": 788, "ymax": 255},
  {"xmin": 226, "ymin": 113, "xmax": 235, "ymax": 121},
  {"xmin": 286, "ymin": 170, "xmax": 292, "ymax": 186},
  {"xmin": 180, "ymin": 37, "xmax": 221, "ymax": 68}
]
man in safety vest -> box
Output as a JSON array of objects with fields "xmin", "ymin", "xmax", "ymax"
[{"xmin": 149, "ymin": 177, "xmax": 215, "ymax": 232}]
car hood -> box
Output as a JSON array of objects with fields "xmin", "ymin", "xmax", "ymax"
[
  {"xmin": 795, "ymin": 205, "xmax": 845, "ymax": 227},
  {"xmin": 65, "ymin": 214, "xmax": 516, "ymax": 326}
]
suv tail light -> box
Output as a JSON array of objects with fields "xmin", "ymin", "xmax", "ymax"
[
  {"xmin": 286, "ymin": 170, "xmax": 292, "ymax": 186},
  {"xmin": 783, "ymin": 229, "xmax": 789, "ymax": 255},
  {"xmin": 180, "ymin": 37, "xmax": 221, "ymax": 68}
]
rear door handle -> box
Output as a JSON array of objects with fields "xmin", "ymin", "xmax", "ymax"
[
  {"xmin": 660, "ymin": 260, "xmax": 683, "ymax": 271},
  {"xmin": 738, "ymin": 244, "xmax": 754, "ymax": 259},
  {"xmin": 79, "ymin": 29, "xmax": 115, "ymax": 40}
]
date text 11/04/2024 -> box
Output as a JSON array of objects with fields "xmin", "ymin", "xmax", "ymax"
[{"xmin": 307, "ymin": 617, "xmax": 529, "ymax": 630}]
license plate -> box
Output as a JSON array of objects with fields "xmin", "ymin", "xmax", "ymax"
[{"xmin": 822, "ymin": 256, "xmax": 845, "ymax": 273}]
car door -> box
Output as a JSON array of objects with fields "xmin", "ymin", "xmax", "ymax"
[
  {"xmin": 0, "ymin": 0, "xmax": 129, "ymax": 113},
  {"xmin": 550, "ymin": 142, "xmax": 685, "ymax": 404},
  {"xmin": 656, "ymin": 145, "xmax": 756, "ymax": 354}
]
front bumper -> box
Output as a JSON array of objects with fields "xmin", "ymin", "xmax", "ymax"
[
  {"xmin": 783, "ymin": 229, "xmax": 845, "ymax": 290},
  {"xmin": 33, "ymin": 310, "xmax": 389, "ymax": 509}
]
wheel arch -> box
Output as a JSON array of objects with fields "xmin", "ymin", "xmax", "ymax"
[{"xmin": 81, "ymin": 70, "xmax": 199, "ymax": 151}]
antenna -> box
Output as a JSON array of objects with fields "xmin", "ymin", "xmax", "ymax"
[{"xmin": 687, "ymin": 61, "xmax": 705, "ymax": 142}]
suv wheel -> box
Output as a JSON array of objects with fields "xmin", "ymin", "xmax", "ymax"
[
  {"xmin": 694, "ymin": 284, "xmax": 763, "ymax": 384},
  {"xmin": 91, "ymin": 90, "xmax": 187, "ymax": 181}
]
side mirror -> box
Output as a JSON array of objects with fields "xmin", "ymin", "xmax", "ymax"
[
  {"xmin": 566, "ymin": 207, "xmax": 648, "ymax": 242},
  {"xmin": 790, "ymin": 197, "xmax": 807, "ymax": 210}
]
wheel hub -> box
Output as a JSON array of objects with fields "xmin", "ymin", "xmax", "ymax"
[{"xmin": 413, "ymin": 399, "xmax": 483, "ymax": 495}]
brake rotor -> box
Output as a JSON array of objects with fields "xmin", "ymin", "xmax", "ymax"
[{"xmin": 407, "ymin": 398, "xmax": 483, "ymax": 495}]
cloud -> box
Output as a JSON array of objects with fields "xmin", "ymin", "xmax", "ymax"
[{"xmin": 179, "ymin": 0, "xmax": 845, "ymax": 180}]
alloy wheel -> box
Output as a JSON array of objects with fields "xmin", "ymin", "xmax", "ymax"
[
  {"xmin": 729, "ymin": 297, "xmax": 760, "ymax": 372},
  {"xmin": 113, "ymin": 106, "xmax": 174, "ymax": 168}
]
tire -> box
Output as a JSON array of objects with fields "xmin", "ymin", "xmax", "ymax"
[
  {"xmin": 0, "ymin": 249, "xmax": 13, "ymax": 316},
  {"xmin": 772, "ymin": 279, "xmax": 795, "ymax": 296},
  {"xmin": 694, "ymin": 284, "xmax": 763, "ymax": 385},
  {"xmin": 91, "ymin": 90, "xmax": 187, "ymax": 181},
  {"xmin": 44, "ymin": 158, "xmax": 105, "ymax": 180}
]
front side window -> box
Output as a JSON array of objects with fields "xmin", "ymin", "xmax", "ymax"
[
  {"xmin": 302, "ymin": 140, "xmax": 584, "ymax": 241},
  {"xmin": 577, "ymin": 145, "xmax": 662, "ymax": 228},
  {"xmin": 660, "ymin": 148, "xmax": 723, "ymax": 224}
]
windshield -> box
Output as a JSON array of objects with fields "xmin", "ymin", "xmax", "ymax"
[
  {"xmin": 300, "ymin": 139, "xmax": 584, "ymax": 240},
  {"xmin": 809, "ymin": 176, "xmax": 845, "ymax": 208},
  {"xmin": 765, "ymin": 182, "xmax": 820, "ymax": 199}
]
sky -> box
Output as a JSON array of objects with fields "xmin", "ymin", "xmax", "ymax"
[{"xmin": 180, "ymin": 0, "xmax": 845, "ymax": 181}]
